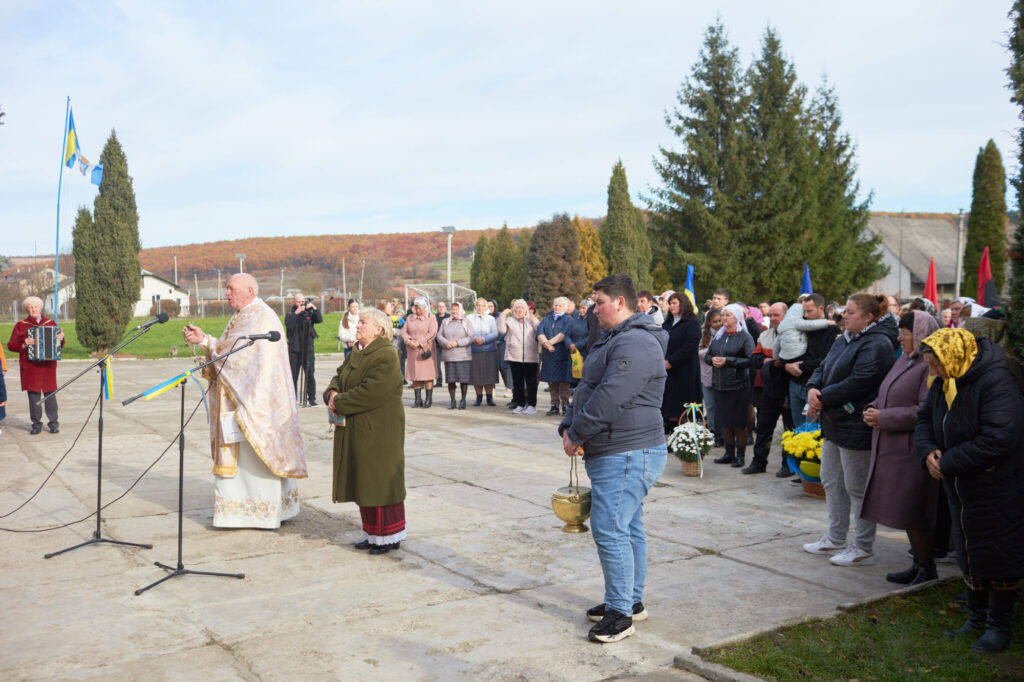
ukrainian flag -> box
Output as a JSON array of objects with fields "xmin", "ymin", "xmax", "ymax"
[
  {"xmin": 64, "ymin": 109, "xmax": 103, "ymax": 186},
  {"xmin": 684, "ymin": 264, "xmax": 696, "ymax": 309}
]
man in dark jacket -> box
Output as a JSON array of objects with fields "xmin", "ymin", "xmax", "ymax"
[
  {"xmin": 786, "ymin": 294, "xmax": 839, "ymax": 426},
  {"xmin": 285, "ymin": 293, "xmax": 322, "ymax": 406},
  {"xmin": 559, "ymin": 274, "xmax": 668, "ymax": 644},
  {"xmin": 747, "ymin": 302, "xmax": 795, "ymax": 475}
]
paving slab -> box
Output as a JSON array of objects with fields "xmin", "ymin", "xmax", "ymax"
[{"xmin": 0, "ymin": 357, "xmax": 933, "ymax": 679}]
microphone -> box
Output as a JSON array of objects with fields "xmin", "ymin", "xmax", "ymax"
[
  {"xmin": 241, "ymin": 331, "xmax": 281, "ymax": 342},
  {"xmin": 131, "ymin": 312, "xmax": 170, "ymax": 331}
]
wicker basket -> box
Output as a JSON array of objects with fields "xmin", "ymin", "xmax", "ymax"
[
  {"xmin": 681, "ymin": 459, "xmax": 701, "ymax": 477},
  {"xmin": 802, "ymin": 480, "xmax": 826, "ymax": 500}
]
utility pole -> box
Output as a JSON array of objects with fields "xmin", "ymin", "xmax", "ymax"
[
  {"xmin": 441, "ymin": 226, "xmax": 455, "ymax": 302},
  {"xmin": 173, "ymin": 254, "xmax": 178, "ymax": 285},
  {"xmin": 341, "ymin": 260, "xmax": 347, "ymax": 303},
  {"xmin": 359, "ymin": 258, "xmax": 366, "ymax": 303},
  {"xmin": 194, "ymin": 271, "xmax": 201, "ymax": 317},
  {"xmin": 954, "ymin": 208, "xmax": 965, "ymax": 298},
  {"xmin": 216, "ymin": 268, "xmax": 222, "ymax": 302},
  {"xmin": 280, "ymin": 269, "xmax": 285, "ymax": 315}
]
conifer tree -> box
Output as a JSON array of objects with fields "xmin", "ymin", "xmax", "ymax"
[
  {"xmin": 963, "ymin": 140, "xmax": 1008, "ymax": 297},
  {"xmin": 488, "ymin": 224, "xmax": 521, "ymax": 306},
  {"xmin": 601, "ymin": 161, "xmax": 652, "ymax": 289},
  {"xmin": 648, "ymin": 19, "xmax": 751, "ymax": 297},
  {"xmin": 524, "ymin": 213, "xmax": 586, "ymax": 312},
  {"xmin": 650, "ymin": 262, "xmax": 673, "ymax": 293},
  {"xmin": 573, "ymin": 215, "xmax": 608, "ymax": 287},
  {"xmin": 469, "ymin": 234, "xmax": 492, "ymax": 297},
  {"xmin": 1007, "ymin": 0, "xmax": 1024, "ymax": 355},
  {"xmin": 502, "ymin": 229, "xmax": 532, "ymax": 305},
  {"xmin": 73, "ymin": 131, "xmax": 141, "ymax": 353}
]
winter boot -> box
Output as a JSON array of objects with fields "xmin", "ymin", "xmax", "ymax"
[
  {"xmin": 945, "ymin": 586, "xmax": 987, "ymax": 639},
  {"xmin": 474, "ymin": 394, "xmax": 483, "ymax": 406},
  {"xmin": 908, "ymin": 563, "xmax": 938, "ymax": 585},
  {"xmin": 486, "ymin": 393, "xmax": 495, "ymax": 406},
  {"xmin": 886, "ymin": 563, "xmax": 919, "ymax": 585},
  {"xmin": 714, "ymin": 444, "xmax": 735, "ymax": 465},
  {"xmin": 731, "ymin": 445, "xmax": 746, "ymax": 468},
  {"xmin": 972, "ymin": 588, "xmax": 1017, "ymax": 653},
  {"xmin": 413, "ymin": 389, "xmax": 423, "ymax": 408},
  {"xmin": 423, "ymin": 389, "xmax": 433, "ymax": 408}
]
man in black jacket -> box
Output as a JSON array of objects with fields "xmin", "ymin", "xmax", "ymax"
[
  {"xmin": 285, "ymin": 293, "xmax": 322, "ymax": 406},
  {"xmin": 747, "ymin": 302, "xmax": 795, "ymax": 475},
  {"xmin": 786, "ymin": 294, "xmax": 839, "ymax": 426}
]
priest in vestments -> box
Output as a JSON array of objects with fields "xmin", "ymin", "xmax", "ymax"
[{"xmin": 183, "ymin": 274, "xmax": 307, "ymax": 528}]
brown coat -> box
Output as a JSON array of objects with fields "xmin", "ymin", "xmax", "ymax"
[
  {"xmin": 324, "ymin": 336, "xmax": 406, "ymax": 507},
  {"xmin": 860, "ymin": 354, "xmax": 936, "ymax": 530}
]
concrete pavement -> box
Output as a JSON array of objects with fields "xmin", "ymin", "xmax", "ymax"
[{"xmin": 0, "ymin": 356, "xmax": 956, "ymax": 680}]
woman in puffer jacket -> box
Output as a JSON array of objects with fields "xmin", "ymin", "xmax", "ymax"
[
  {"xmin": 915, "ymin": 327, "xmax": 1024, "ymax": 654},
  {"xmin": 703, "ymin": 303, "xmax": 754, "ymax": 468},
  {"xmin": 497, "ymin": 299, "xmax": 541, "ymax": 413}
]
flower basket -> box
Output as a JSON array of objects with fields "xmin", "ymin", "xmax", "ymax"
[
  {"xmin": 781, "ymin": 422, "xmax": 822, "ymax": 483},
  {"xmin": 667, "ymin": 404, "xmax": 712, "ymax": 478},
  {"xmin": 802, "ymin": 480, "xmax": 826, "ymax": 500}
]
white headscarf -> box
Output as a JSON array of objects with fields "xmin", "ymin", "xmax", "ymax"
[
  {"xmin": 713, "ymin": 303, "xmax": 749, "ymax": 340},
  {"xmin": 952, "ymin": 296, "xmax": 989, "ymax": 326}
]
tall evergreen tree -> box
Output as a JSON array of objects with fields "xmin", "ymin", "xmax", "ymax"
[
  {"xmin": 488, "ymin": 224, "xmax": 521, "ymax": 306},
  {"xmin": 648, "ymin": 19, "xmax": 751, "ymax": 297},
  {"xmin": 573, "ymin": 215, "xmax": 608, "ymax": 287},
  {"xmin": 804, "ymin": 80, "xmax": 886, "ymax": 299},
  {"xmin": 502, "ymin": 229, "xmax": 531, "ymax": 305},
  {"xmin": 469, "ymin": 234, "xmax": 492, "ymax": 296},
  {"xmin": 524, "ymin": 213, "xmax": 586, "ymax": 312},
  {"xmin": 1008, "ymin": 0, "xmax": 1024, "ymax": 355},
  {"xmin": 601, "ymin": 161, "xmax": 652, "ymax": 289},
  {"xmin": 963, "ymin": 140, "xmax": 1008, "ymax": 297},
  {"xmin": 73, "ymin": 131, "xmax": 141, "ymax": 352}
]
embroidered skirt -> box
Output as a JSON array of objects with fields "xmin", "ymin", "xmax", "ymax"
[
  {"xmin": 213, "ymin": 440, "xmax": 300, "ymax": 529},
  {"xmin": 359, "ymin": 501, "xmax": 407, "ymax": 545}
]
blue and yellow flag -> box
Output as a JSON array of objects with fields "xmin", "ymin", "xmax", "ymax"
[
  {"xmin": 64, "ymin": 109, "xmax": 103, "ymax": 186},
  {"xmin": 103, "ymin": 355, "xmax": 113, "ymax": 399},
  {"xmin": 684, "ymin": 264, "xmax": 696, "ymax": 309}
]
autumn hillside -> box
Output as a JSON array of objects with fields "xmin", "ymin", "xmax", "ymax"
[{"xmin": 138, "ymin": 228, "xmax": 518, "ymax": 282}]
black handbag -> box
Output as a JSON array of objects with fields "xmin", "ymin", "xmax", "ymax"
[{"xmin": 420, "ymin": 348, "xmax": 432, "ymax": 360}]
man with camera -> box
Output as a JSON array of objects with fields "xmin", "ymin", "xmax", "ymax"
[{"xmin": 285, "ymin": 292, "xmax": 322, "ymax": 406}]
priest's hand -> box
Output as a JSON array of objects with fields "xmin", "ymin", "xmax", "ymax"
[{"xmin": 183, "ymin": 324, "xmax": 205, "ymax": 345}]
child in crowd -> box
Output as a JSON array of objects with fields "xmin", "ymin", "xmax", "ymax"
[{"xmin": 773, "ymin": 299, "xmax": 833, "ymax": 362}]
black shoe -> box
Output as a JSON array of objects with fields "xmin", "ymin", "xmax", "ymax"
[
  {"xmin": 458, "ymin": 398, "xmax": 466, "ymax": 410},
  {"xmin": 507, "ymin": 402, "xmax": 519, "ymax": 409},
  {"xmin": 561, "ymin": 405, "xmax": 567, "ymax": 415},
  {"xmin": 474, "ymin": 394, "xmax": 483, "ymax": 406},
  {"xmin": 886, "ymin": 563, "xmax": 919, "ymax": 584},
  {"xmin": 448, "ymin": 399, "xmax": 457, "ymax": 410},
  {"xmin": 741, "ymin": 462, "xmax": 766, "ymax": 474},
  {"xmin": 308, "ymin": 400, "xmax": 318, "ymax": 407},
  {"xmin": 423, "ymin": 390, "xmax": 433, "ymax": 408},
  {"xmin": 775, "ymin": 464, "xmax": 793, "ymax": 478},
  {"xmin": 731, "ymin": 456, "xmax": 746, "ymax": 468},
  {"xmin": 48, "ymin": 424, "xmax": 60, "ymax": 434},
  {"xmin": 790, "ymin": 477, "xmax": 803, "ymax": 486},
  {"xmin": 714, "ymin": 445, "xmax": 735, "ymax": 465},
  {"xmin": 369, "ymin": 541, "xmax": 401, "ymax": 555},
  {"xmin": 909, "ymin": 564, "xmax": 938, "ymax": 586},
  {"xmin": 30, "ymin": 424, "xmax": 42, "ymax": 435},
  {"xmin": 354, "ymin": 540, "xmax": 372, "ymax": 550},
  {"xmin": 547, "ymin": 406, "xmax": 560, "ymax": 416},
  {"xmin": 587, "ymin": 601, "xmax": 648, "ymax": 623},
  {"xmin": 413, "ymin": 389, "xmax": 423, "ymax": 408},
  {"xmin": 946, "ymin": 588, "xmax": 988, "ymax": 639},
  {"xmin": 486, "ymin": 394, "xmax": 495, "ymax": 406},
  {"xmin": 972, "ymin": 589, "xmax": 1016, "ymax": 653},
  {"xmin": 588, "ymin": 611, "xmax": 635, "ymax": 643}
]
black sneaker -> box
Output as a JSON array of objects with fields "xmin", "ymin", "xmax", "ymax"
[
  {"xmin": 588, "ymin": 611, "xmax": 634, "ymax": 643},
  {"xmin": 546, "ymin": 406, "xmax": 561, "ymax": 416},
  {"xmin": 587, "ymin": 601, "xmax": 648, "ymax": 623}
]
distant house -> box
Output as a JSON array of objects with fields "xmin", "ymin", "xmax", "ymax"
[
  {"xmin": 866, "ymin": 213, "xmax": 1014, "ymax": 303},
  {"xmin": 137, "ymin": 269, "xmax": 191, "ymax": 317},
  {"xmin": 44, "ymin": 278, "xmax": 76, "ymax": 318}
]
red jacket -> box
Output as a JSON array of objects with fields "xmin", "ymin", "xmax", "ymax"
[{"xmin": 7, "ymin": 316, "xmax": 64, "ymax": 393}]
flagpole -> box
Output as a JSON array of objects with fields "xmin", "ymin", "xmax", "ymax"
[{"xmin": 54, "ymin": 96, "xmax": 70, "ymax": 324}]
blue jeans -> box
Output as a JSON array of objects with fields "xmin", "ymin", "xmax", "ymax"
[
  {"xmin": 701, "ymin": 384, "xmax": 717, "ymax": 434},
  {"xmin": 584, "ymin": 446, "xmax": 667, "ymax": 616},
  {"xmin": 789, "ymin": 381, "xmax": 808, "ymax": 427}
]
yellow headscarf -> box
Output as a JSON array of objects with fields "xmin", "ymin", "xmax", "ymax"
[{"xmin": 921, "ymin": 328, "xmax": 978, "ymax": 409}]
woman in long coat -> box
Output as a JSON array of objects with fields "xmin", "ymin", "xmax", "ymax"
[
  {"xmin": 537, "ymin": 296, "xmax": 574, "ymax": 415},
  {"xmin": 7, "ymin": 296, "xmax": 64, "ymax": 434},
  {"xmin": 916, "ymin": 328, "xmax": 1024, "ymax": 653},
  {"xmin": 401, "ymin": 298, "xmax": 438, "ymax": 408},
  {"xmin": 661, "ymin": 292, "xmax": 702, "ymax": 433},
  {"xmin": 466, "ymin": 298, "xmax": 499, "ymax": 406},
  {"xmin": 436, "ymin": 302, "xmax": 473, "ymax": 409},
  {"xmin": 324, "ymin": 308, "xmax": 406, "ymax": 555},
  {"xmin": 860, "ymin": 311, "xmax": 939, "ymax": 585}
]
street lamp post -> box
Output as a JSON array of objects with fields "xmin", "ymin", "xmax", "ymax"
[
  {"xmin": 235, "ymin": 253, "xmax": 246, "ymax": 274},
  {"xmin": 954, "ymin": 209, "xmax": 964, "ymax": 299},
  {"xmin": 441, "ymin": 226, "xmax": 455, "ymax": 303}
]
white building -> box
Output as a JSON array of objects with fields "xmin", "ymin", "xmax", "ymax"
[{"xmin": 137, "ymin": 269, "xmax": 191, "ymax": 317}]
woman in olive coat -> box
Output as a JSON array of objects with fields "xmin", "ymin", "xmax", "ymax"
[{"xmin": 325, "ymin": 308, "xmax": 406, "ymax": 555}]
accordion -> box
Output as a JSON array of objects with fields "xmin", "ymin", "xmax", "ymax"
[{"xmin": 27, "ymin": 326, "xmax": 62, "ymax": 362}]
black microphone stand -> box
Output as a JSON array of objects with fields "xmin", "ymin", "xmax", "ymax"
[
  {"xmin": 42, "ymin": 324, "xmax": 160, "ymax": 559},
  {"xmin": 123, "ymin": 340, "xmax": 257, "ymax": 595}
]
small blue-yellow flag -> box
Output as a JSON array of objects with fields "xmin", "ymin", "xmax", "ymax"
[{"xmin": 64, "ymin": 108, "xmax": 103, "ymax": 186}]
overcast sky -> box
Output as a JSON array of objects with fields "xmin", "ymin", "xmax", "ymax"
[{"xmin": 1, "ymin": 0, "xmax": 1019, "ymax": 257}]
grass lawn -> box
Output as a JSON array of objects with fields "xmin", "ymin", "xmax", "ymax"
[
  {"xmin": 1, "ymin": 313, "xmax": 348, "ymax": 360},
  {"xmin": 701, "ymin": 580, "xmax": 1024, "ymax": 681}
]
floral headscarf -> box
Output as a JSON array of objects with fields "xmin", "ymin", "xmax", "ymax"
[{"xmin": 921, "ymin": 328, "xmax": 978, "ymax": 409}]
